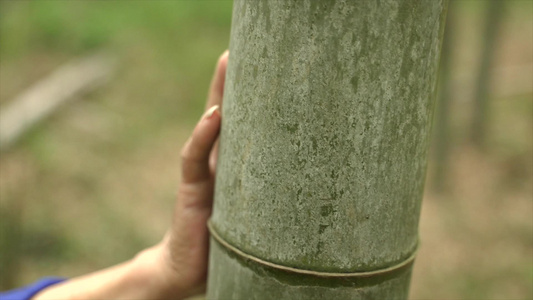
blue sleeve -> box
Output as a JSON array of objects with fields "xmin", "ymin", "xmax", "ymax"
[{"xmin": 0, "ymin": 277, "xmax": 66, "ymax": 300}]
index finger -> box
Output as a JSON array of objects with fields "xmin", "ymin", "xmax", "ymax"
[{"xmin": 205, "ymin": 50, "xmax": 229, "ymax": 110}]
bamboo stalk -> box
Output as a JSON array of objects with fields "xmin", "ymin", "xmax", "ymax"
[
  {"xmin": 207, "ymin": 1, "xmax": 447, "ymax": 299},
  {"xmin": 471, "ymin": 0, "xmax": 505, "ymax": 149},
  {"xmin": 432, "ymin": 0, "xmax": 456, "ymax": 193}
]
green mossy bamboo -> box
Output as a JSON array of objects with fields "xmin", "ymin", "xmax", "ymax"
[{"xmin": 207, "ymin": 0, "xmax": 447, "ymax": 299}]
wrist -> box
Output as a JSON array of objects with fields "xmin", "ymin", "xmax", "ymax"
[
  {"xmin": 132, "ymin": 244, "xmax": 190, "ymax": 300},
  {"xmin": 33, "ymin": 246, "xmax": 184, "ymax": 300}
]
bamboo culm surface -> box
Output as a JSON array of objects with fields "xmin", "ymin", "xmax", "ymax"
[{"xmin": 207, "ymin": 1, "xmax": 447, "ymax": 299}]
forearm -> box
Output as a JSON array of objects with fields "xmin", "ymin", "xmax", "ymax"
[
  {"xmin": 33, "ymin": 245, "xmax": 186, "ymax": 300},
  {"xmin": 32, "ymin": 51, "xmax": 228, "ymax": 300}
]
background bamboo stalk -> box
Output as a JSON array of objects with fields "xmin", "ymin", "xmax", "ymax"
[
  {"xmin": 432, "ymin": 0, "xmax": 456, "ymax": 193},
  {"xmin": 470, "ymin": 0, "xmax": 505, "ymax": 149}
]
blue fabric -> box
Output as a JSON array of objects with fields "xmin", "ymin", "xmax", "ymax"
[{"xmin": 0, "ymin": 277, "xmax": 66, "ymax": 300}]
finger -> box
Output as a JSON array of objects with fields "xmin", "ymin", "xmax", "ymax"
[
  {"xmin": 181, "ymin": 105, "xmax": 221, "ymax": 184},
  {"xmin": 209, "ymin": 139, "xmax": 219, "ymax": 175},
  {"xmin": 205, "ymin": 50, "xmax": 229, "ymax": 110}
]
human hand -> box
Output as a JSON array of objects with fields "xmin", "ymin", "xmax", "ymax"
[
  {"xmin": 148, "ymin": 50, "xmax": 229, "ymax": 298},
  {"xmin": 33, "ymin": 51, "xmax": 228, "ymax": 300}
]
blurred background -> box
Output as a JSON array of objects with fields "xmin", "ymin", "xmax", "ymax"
[{"xmin": 0, "ymin": 1, "xmax": 531, "ymax": 299}]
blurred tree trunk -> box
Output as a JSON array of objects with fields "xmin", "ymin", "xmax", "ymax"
[
  {"xmin": 207, "ymin": 1, "xmax": 447, "ymax": 299},
  {"xmin": 432, "ymin": 0, "xmax": 456, "ymax": 193},
  {"xmin": 471, "ymin": 0, "xmax": 504, "ymax": 149}
]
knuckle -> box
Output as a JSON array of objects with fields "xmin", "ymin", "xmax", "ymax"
[{"xmin": 180, "ymin": 145, "xmax": 191, "ymax": 161}]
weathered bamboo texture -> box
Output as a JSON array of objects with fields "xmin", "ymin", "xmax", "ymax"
[{"xmin": 207, "ymin": 1, "xmax": 447, "ymax": 299}]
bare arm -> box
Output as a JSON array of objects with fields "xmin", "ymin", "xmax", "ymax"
[{"xmin": 34, "ymin": 50, "xmax": 228, "ymax": 300}]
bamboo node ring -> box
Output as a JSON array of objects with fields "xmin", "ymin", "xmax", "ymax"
[{"xmin": 207, "ymin": 220, "xmax": 418, "ymax": 278}]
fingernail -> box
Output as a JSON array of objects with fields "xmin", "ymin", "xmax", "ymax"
[{"xmin": 204, "ymin": 105, "xmax": 220, "ymax": 119}]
